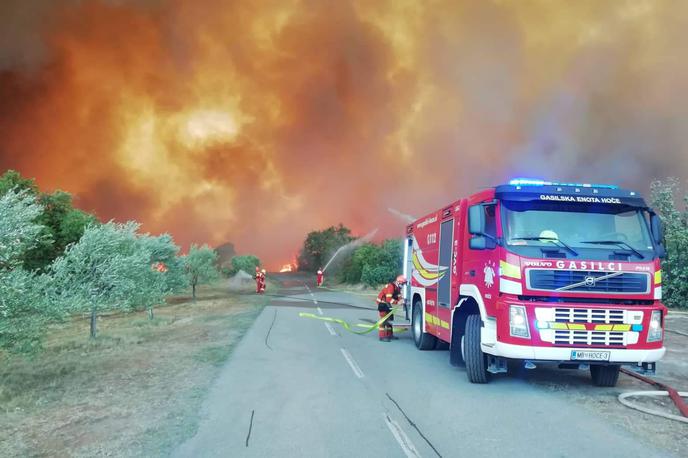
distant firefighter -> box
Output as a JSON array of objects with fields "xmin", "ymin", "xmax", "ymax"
[
  {"xmin": 258, "ymin": 268, "xmax": 267, "ymax": 294},
  {"xmin": 255, "ymin": 267, "xmax": 266, "ymax": 294},
  {"xmin": 316, "ymin": 268, "xmax": 324, "ymax": 287}
]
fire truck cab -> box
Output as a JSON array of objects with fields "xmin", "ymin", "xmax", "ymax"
[{"xmin": 403, "ymin": 179, "xmax": 667, "ymax": 386}]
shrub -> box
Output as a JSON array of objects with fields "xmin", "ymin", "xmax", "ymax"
[{"xmin": 651, "ymin": 178, "xmax": 688, "ymax": 309}]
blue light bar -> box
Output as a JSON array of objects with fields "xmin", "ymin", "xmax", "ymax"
[{"xmin": 508, "ymin": 178, "xmax": 618, "ymax": 189}]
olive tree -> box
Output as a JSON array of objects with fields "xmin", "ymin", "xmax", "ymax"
[
  {"xmin": 0, "ymin": 269, "xmax": 57, "ymax": 353},
  {"xmin": 183, "ymin": 244, "xmax": 219, "ymax": 301},
  {"xmin": 0, "ymin": 189, "xmax": 47, "ymax": 270},
  {"xmin": 0, "ymin": 190, "xmax": 59, "ymax": 353},
  {"xmin": 138, "ymin": 233, "xmax": 188, "ymax": 318},
  {"xmin": 51, "ymin": 222, "xmax": 157, "ymax": 337}
]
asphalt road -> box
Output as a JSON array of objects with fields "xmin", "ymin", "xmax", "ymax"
[{"xmin": 174, "ymin": 279, "xmax": 674, "ymax": 458}]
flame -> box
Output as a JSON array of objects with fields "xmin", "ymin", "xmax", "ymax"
[
  {"xmin": 279, "ymin": 264, "xmax": 293, "ymax": 273},
  {"xmin": 1, "ymin": 0, "xmax": 687, "ymax": 266}
]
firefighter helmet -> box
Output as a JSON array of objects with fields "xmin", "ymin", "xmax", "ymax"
[
  {"xmin": 395, "ymin": 275, "xmax": 407, "ymax": 285},
  {"xmin": 261, "ymin": 269, "xmax": 266, "ymax": 274}
]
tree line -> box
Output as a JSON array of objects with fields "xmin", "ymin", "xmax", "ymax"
[
  {"xmin": 298, "ymin": 225, "xmax": 402, "ymax": 286},
  {"xmin": 0, "ymin": 171, "xmax": 221, "ymax": 354}
]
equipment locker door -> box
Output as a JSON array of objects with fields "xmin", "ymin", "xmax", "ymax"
[{"xmin": 436, "ymin": 219, "xmax": 453, "ymax": 341}]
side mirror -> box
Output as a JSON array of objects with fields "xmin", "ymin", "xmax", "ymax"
[
  {"xmin": 468, "ymin": 205, "xmax": 485, "ymax": 235},
  {"xmin": 650, "ymin": 214, "xmax": 664, "ymax": 244},
  {"xmin": 469, "ymin": 236, "xmax": 488, "ymax": 250},
  {"xmin": 656, "ymin": 245, "xmax": 667, "ymax": 259}
]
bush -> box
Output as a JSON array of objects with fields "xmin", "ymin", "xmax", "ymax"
[
  {"xmin": 229, "ymin": 255, "xmax": 260, "ymax": 276},
  {"xmin": 340, "ymin": 239, "xmax": 402, "ymax": 286},
  {"xmin": 298, "ymin": 224, "xmax": 354, "ymax": 272},
  {"xmin": 651, "ymin": 178, "xmax": 688, "ymax": 309}
]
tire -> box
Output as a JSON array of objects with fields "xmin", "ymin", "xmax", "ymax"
[
  {"xmin": 449, "ymin": 324, "xmax": 464, "ymax": 366},
  {"xmin": 434, "ymin": 339, "xmax": 449, "ymax": 351},
  {"xmin": 464, "ymin": 314, "xmax": 488, "ymax": 384},
  {"xmin": 412, "ymin": 300, "xmax": 437, "ymax": 350},
  {"xmin": 590, "ymin": 364, "xmax": 621, "ymax": 387}
]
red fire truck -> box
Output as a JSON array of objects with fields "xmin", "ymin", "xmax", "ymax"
[{"xmin": 402, "ymin": 179, "xmax": 667, "ymax": 386}]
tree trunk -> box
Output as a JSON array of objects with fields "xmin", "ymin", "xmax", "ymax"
[
  {"xmin": 90, "ymin": 306, "xmax": 97, "ymax": 339},
  {"xmin": 192, "ymin": 283, "xmax": 197, "ymax": 302},
  {"xmin": 148, "ymin": 306, "xmax": 154, "ymax": 320}
]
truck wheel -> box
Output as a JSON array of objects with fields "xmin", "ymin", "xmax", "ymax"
[
  {"xmin": 412, "ymin": 300, "xmax": 437, "ymax": 350},
  {"xmin": 435, "ymin": 339, "xmax": 449, "ymax": 350},
  {"xmin": 465, "ymin": 314, "xmax": 488, "ymax": 384},
  {"xmin": 449, "ymin": 326, "xmax": 464, "ymax": 366},
  {"xmin": 590, "ymin": 364, "xmax": 620, "ymax": 387}
]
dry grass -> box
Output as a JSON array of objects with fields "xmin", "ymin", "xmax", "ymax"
[{"xmin": 0, "ymin": 282, "xmax": 267, "ymax": 457}]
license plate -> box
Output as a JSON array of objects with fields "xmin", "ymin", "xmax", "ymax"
[{"xmin": 571, "ymin": 350, "xmax": 610, "ymax": 361}]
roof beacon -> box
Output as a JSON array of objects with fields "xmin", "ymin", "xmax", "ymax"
[{"xmin": 508, "ymin": 178, "xmax": 618, "ymax": 190}]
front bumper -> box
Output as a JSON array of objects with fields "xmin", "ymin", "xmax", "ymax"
[{"xmin": 484, "ymin": 341, "xmax": 666, "ymax": 363}]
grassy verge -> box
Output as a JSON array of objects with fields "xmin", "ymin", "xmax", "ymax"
[{"xmin": 0, "ymin": 281, "xmax": 267, "ymax": 457}]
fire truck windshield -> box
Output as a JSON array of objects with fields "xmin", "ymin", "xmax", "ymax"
[{"xmin": 501, "ymin": 200, "xmax": 655, "ymax": 258}]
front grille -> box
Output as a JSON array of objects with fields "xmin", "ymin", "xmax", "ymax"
[
  {"xmin": 554, "ymin": 330, "xmax": 625, "ymax": 346},
  {"xmin": 528, "ymin": 269, "xmax": 649, "ymax": 294},
  {"xmin": 554, "ymin": 308, "xmax": 625, "ymax": 324}
]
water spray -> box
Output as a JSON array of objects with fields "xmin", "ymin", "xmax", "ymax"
[
  {"xmin": 387, "ymin": 208, "xmax": 416, "ymax": 224},
  {"xmin": 322, "ymin": 228, "xmax": 378, "ymax": 273}
]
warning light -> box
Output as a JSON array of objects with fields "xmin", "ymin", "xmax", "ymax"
[{"xmin": 508, "ymin": 178, "xmax": 618, "ymax": 189}]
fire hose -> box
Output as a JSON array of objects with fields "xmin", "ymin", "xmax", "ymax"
[
  {"xmin": 299, "ymin": 307, "xmax": 407, "ymax": 335},
  {"xmin": 618, "ymin": 368, "xmax": 688, "ymax": 424}
]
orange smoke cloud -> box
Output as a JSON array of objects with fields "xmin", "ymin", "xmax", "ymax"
[{"xmin": 1, "ymin": 0, "xmax": 688, "ymax": 268}]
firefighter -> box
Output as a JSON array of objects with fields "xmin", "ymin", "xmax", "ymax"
[
  {"xmin": 259, "ymin": 268, "xmax": 267, "ymax": 294},
  {"xmin": 254, "ymin": 267, "xmax": 263, "ymax": 294},
  {"xmin": 316, "ymin": 268, "xmax": 324, "ymax": 287},
  {"xmin": 376, "ymin": 275, "xmax": 407, "ymax": 342}
]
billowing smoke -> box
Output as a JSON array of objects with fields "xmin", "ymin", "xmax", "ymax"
[{"xmin": 1, "ymin": 0, "xmax": 687, "ymax": 267}]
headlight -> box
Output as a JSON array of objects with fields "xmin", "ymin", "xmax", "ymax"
[
  {"xmin": 647, "ymin": 310, "xmax": 663, "ymax": 343},
  {"xmin": 509, "ymin": 305, "xmax": 530, "ymax": 338}
]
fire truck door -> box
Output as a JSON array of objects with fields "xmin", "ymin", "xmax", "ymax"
[{"xmin": 436, "ymin": 219, "xmax": 453, "ymax": 341}]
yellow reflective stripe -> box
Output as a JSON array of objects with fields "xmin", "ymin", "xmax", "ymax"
[
  {"xmin": 613, "ymin": 324, "xmax": 631, "ymax": 331},
  {"xmin": 655, "ymin": 270, "xmax": 662, "ymax": 285},
  {"xmin": 567, "ymin": 323, "xmax": 587, "ymax": 330},
  {"xmin": 551, "ymin": 322, "xmax": 568, "ymax": 330},
  {"xmin": 413, "ymin": 252, "xmax": 442, "ymax": 280},
  {"xmin": 594, "ymin": 324, "xmax": 614, "ymax": 331},
  {"xmin": 500, "ymin": 260, "xmax": 521, "ymax": 279},
  {"xmin": 424, "ymin": 313, "xmax": 448, "ymax": 329}
]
